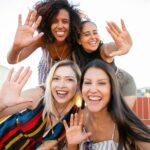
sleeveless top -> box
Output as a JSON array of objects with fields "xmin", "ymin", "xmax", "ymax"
[{"xmin": 79, "ymin": 124, "xmax": 118, "ymax": 150}]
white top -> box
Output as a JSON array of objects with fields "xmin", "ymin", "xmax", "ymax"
[{"xmin": 79, "ymin": 124, "xmax": 118, "ymax": 150}]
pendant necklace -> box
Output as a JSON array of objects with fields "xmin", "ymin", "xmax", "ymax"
[{"xmin": 54, "ymin": 45, "xmax": 66, "ymax": 61}]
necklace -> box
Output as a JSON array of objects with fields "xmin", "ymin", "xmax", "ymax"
[
  {"xmin": 50, "ymin": 102, "xmax": 70, "ymax": 122},
  {"xmin": 53, "ymin": 45, "xmax": 66, "ymax": 61}
]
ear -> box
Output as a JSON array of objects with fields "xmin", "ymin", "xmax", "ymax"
[{"xmin": 77, "ymin": 39, "xmax": 81, "ymax": 45}]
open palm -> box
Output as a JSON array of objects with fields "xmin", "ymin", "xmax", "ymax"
[
  {"xmin": 106, "ymin": 19, "xmax": 132, "ymax": 57},
  {"xmin": 14, "ymin": 10, "xmax": 43, "ymax": 49},
  {"xmin": 63, "ymin": 113, "xmax": 92, "ymax": 145},
  {"xmin": 0, "ymin": 67, "xmax": 32, "ymax": 109}
]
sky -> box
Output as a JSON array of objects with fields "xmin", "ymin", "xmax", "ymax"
[{"xmin": 0, "ymin": 0, "xmax": 150, "ymax": 89}]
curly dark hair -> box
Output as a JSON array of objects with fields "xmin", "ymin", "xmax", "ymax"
[{"xmin": 33, "ymin": 0, "xmax": 81, "ymax": 48}]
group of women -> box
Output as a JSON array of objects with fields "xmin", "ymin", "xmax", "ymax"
[{"xmin": 0, "ymin": 0, "xmax": 149, "ymax": 149}]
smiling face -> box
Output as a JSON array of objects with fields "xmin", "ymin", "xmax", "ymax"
[
  {"xmin": 51, "ymin": 9, "xmax": 70, "ymax": 43},
  {"xmin": 82, "ymin": 67, "xmax": 111, "ymax": 112},
  {"xmin": 51, "ymin": 66, "xmax": 78, "ymax": 105},
  {"xmin": 79, "ymin": 22, "xmax": 100, "ymax": 53}
]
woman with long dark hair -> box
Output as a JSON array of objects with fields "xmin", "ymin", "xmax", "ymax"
[{"xmin": 64, "ymin": 59, "xmax": 150, "ymax": 150}]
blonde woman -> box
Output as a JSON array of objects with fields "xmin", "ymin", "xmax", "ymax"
[{"xmin": 0, "ymin": 60, "xmax": 81, "ymax": 149}]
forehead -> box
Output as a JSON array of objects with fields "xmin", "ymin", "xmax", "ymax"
[
  {"xmin": 55, "ymin": 9, "xmax": 70, "ymax": 19},
  {"xmin": 54, "ymin": 66, "xmax": 76, "ymax": 77},
  {"xmin": 82, "ymin": 22, "xmax": 97, "ymax": 32},
  {"xmin": 84, "ymin": 67, "xmax": 109, "ymax": 80}
]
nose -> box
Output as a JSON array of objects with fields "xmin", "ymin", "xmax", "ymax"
[
  {"xmin": 89, "ymin": 84, "xmax": 98, "ymax": 93},
  {"xmin": 58, "ymin": 79, "xmax": 66, "ymax": 88},
  {"xmin": 57, "ymin": 21, "xmax": 63, "ymax": 28},
  {"xmin": 90, "ymin": 33, "xmax": 96, "ymax": 39}
]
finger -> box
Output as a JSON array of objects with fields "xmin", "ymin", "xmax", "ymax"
[
  {"xmin": 33, "ymin": 16, "xmax": 42, "ymax": 30},
  {"xmin": 82, "ymin": 132, "xmax": 92, "ymax": 140},
  {"xmin": 24, "ymin": 10, "xmax": 33, "ymax": 25},
  {"xmin": 106, "ymin": 21, "xmax": 122, "ymax": 36},
  {"xmin": 74, "ymin": 113, "xmax": 78, "ymax": 126},
  {"xmin": 121, "ymin": 19, "xmax": 127, "ymax": 31},
  {"xmin": 106, "ymin": 26, "xmax": 117, "ymax": 41},
  {"xmin": 28, "ymin": 10, "xmax": 37, "ymax": 27},
  {"xmin": 63, "ymin": 120, "xmax": 69, "ymax": 130},
  {"xmin": 18, "ymin": 14, "xmax": 22, "ymax": 27},
  {"xmin": 70, "ymin": 114, "xmax": 74, "ymax": 126},
  {"xmin": 79, "ymin": 113, "xmax": 84, "ymax": 126},
  {"xmin": 17, "ymin": 67, "xmax": 31, "ymax": 84},
  {"xmin": 20, "ymin": 69, "xmax": 32, "ymax": 88},
  {"xmin": 6, "ymin": 68, "xmax": 14, "ymax": 82},
  {"xmin": 12, "ymin": 67, "xmax": 24, "ymax": 82},
  {"xmin": 33, "ymin": 32, "xmax": 44, "ymax": 42}
]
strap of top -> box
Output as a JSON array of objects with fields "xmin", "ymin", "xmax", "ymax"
[{"xmin": 111, "ymin": 124, "xmax": 116, "ymax": 140}]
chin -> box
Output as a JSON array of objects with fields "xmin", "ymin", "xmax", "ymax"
[{"xmin": 87, "ymin": 106, "xmax": 101, "ymax": 112}]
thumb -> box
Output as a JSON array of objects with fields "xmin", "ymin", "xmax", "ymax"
[
  {"xmin": 82, "ymin": 132, "xmax": 92, "ymax": 141},
  {"xmin": 16, "ymin": 97, "xmax": 33, "ymax": 105}
]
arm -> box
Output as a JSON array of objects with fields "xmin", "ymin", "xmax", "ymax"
[
  {"xmin": 100, "ymin": 19, "xmax": 132, "ymax": 63},
  {"xmin": 0, "ymin": 67, "xmax": 32, "ymax": 113},
  {"xmin": 0, "ymin": 86, "xmax": 44, "ymax": 117},
  {"xmin": 136, "ymin": 141, "xmax": 150, "ymax": 150},
  {"xmin": 7, "ymin": 10, "xmax": 44, "ymax": 64}
]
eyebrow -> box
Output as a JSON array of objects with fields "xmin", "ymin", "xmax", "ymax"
[
  {"xmin": 84, "ymin": 78, "xmax": 109, "ymax": 81},
  {"xmin": 82, "ymin": 29, "xmax": 97, "ymax": 33},
  {"xmin": 54, "ymin": 75, "xmax": 76, "ymax": 79}
]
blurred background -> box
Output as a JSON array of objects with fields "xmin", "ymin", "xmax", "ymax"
[{"xmin": 0, "ymin": 0, "xmax": 150, "ymax": 97}]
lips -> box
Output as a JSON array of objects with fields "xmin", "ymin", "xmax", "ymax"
[
  {"xmin": 88, "ymin": 95, "xmax": 102, "ymax": 101},
  {"xmin": 89, "ymin": 41, "xmax": 98, "ymax": 47},
  {"xmin": 56, "ymin": 90, "xmax": 68, "ymax": 98}
]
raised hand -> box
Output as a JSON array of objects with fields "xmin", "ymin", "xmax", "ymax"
[
  {"xmin": 14, "ymin": 10, "xmax": 43, "ymax": 50},
  {"xmin": 0, "ymin": 67, "xmax": 32, "ymax": 111},
  {"xmin": 106, "ymin": 19, "xmax": 132, "ymax": 57},
  {"xmin": 63, "ymin": 113, "xmax": 92, "ymax": 145}
]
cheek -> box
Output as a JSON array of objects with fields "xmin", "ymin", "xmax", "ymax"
[
  {"xmin": 69, "ymin": 84, "xmax": 77, "ymax": 95},
  {"xmin": 81, "ymin": 87, "xmax": 87, "ymax": 100}
]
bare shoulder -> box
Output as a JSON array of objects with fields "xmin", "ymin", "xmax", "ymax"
[{"xmin": 136, "ymin": 141, "xmax": 150, "ymax": 150}]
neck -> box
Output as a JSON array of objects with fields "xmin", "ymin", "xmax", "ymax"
[
  {"xmin": 54, "ymin": 100, "xmax": 74, "ymax": 118},
  {"xmin": 54, "ymin": 41, "xmax": 66, "ymax": 47},
  {"xmin": 86, "ymin": 108, "xmax": 113, "ymax": 129}
]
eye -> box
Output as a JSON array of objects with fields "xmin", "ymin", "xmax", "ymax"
[
  {"xmin": 52, "ymin": 77, "xmax": 59, "ymax": 81},
  {"xmin": 82, "ymin": 32, "xmax": 90, "ymax": 37},
  {"xmin": 83, "ymin": 81, "xmax": 91, "ymax": 85},
  {"xmin": 93, "ymin": 30, "xmax": 98, "ymax": 35},
  {"xmin": 98, "ymin": 82, "xmax": 106, "ymax": 85},
  {"xmin": 52, "ymin": 19, "xmax": 58, "ymax": 24},
  {"xmin": 67, "ymin": 78, "xmax": 74, "ymax": 82},
  {"xmin": 62, "ymin": 19, "xmax": 69, "ymax": 24}
]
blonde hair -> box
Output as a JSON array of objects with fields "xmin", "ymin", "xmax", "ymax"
[{"xmin": 43, "ymin": 59, "xmax": 81, "ymax": 119}]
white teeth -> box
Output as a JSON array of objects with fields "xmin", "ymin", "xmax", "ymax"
[
  {"xmin": 56, "ymin": 32, "xmax": 65, "ymax": 36},
  {"xmin": 88, "ymin": 96, "xmax": 102, "ymax": 101},
  {"xmin": 57, "ymin": 91, "xmax": 67, "ymax": 94},
  {"xmin": 89, "ymin": 41, "xmax": 97, "ymax": 46}
]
